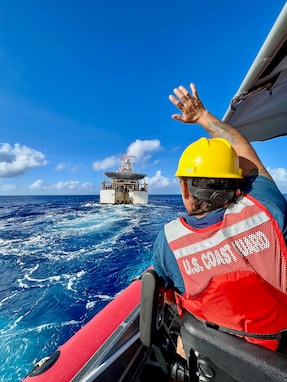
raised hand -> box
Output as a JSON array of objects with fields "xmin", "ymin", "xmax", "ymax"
[{"xmin": 169, "ymin": 83, "xmax": 205, "ymax": 123}]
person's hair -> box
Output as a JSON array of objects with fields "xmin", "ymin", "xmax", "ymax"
[
  {"xmin": 181, "ymin": 177, "xmax": 244, "ymax": 215},
  {"xmin": 191, "ymin": 177, "xmax": 243, "ymax": 190}
]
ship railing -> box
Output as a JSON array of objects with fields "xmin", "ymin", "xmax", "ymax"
[{"xmin": 102, "ymin": 181, "xmax": 148, "ymax": 192}]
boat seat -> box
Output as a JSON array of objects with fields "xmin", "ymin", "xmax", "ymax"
[
  {"xmin": 140, "ymin": 270, "xmax": 189, "ymax": 381},
  {"xmin": 181, "ymin": 313, "xmax": 287, "ymax": 381},
  {"xmin": 139, "ymin": 269, "xmax": 166, "ymax": 349}
]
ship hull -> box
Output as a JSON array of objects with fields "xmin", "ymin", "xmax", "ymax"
[{"xmin": 100, "ymin": 189, "xmax": 148, "ymax": 205}]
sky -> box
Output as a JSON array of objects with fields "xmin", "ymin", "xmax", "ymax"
[{"xmin": 0, "ymin": 0, "xmax": 287, "ymax": 196}]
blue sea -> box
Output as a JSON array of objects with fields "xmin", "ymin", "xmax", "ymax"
[{"xmin": 0, "ymin": 194, "xmax": 185, "ymax": 382}]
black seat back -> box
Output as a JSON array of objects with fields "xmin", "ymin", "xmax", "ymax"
[
  {"xmin": 139, "ymin": 269, "xmax": 165, "ymax": 348},
  {"xmin": 140, "ymin": 270, "xmax": 190, "ymax": 381},
  {"xmin": 181, "ymin": 313, "xmax": 287, "ymax": 382}
]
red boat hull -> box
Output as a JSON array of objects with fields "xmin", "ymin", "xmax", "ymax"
[{"xmin": 23, "ymin": 279, "xmax": 142, "ymax": 382}]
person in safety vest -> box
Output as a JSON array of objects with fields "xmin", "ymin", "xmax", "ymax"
[{"xmin": 153, "ymin": 83, "xmax": 287, "ymax": 352}]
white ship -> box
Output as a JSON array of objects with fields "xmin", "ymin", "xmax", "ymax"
[{"xmin": 100, "ymin": 154, "xmax": 148, "ymax": 205}]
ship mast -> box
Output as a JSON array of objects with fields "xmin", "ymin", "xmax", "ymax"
[{"xmin": 118, "ymin": 154, "xmax": 135, "ymax": 173}]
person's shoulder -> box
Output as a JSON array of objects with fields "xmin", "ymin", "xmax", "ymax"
[
  {"xmin": 244, "ymin": 175, "xmax": 285, "ymax": 199},
  {"xmin": 244, "ymin": 175, "xmax": 287, "ymax": 229},
  {"xmin": 155, "ymin": 226, "xmax": 165, "ymax": 242},
  {"xmin": 155, "ymin": 217, "xmax": 183, "ymax": 252},
  {"xmin": 154, "ymin": 223, "xmax": 173, "ymax": 247}
]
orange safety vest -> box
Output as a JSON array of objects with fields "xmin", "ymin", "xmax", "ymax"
[{"xmin": 164, "ymin": 195, "xmax": 287, "ymax": 351}]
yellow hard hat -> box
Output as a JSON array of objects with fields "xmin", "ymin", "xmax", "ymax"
[{"xmin": 175, "ymin": 137, "xmax": 243, "ymax": 179}]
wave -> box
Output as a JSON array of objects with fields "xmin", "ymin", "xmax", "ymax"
[{"xmin": 0, "ymin": 195, "xmax": 183, "ymax": 381}]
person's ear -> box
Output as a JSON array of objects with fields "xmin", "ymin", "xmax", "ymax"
[{"xmin": 181, "ymin": 179, "xmax": 190, "ymax": 199}]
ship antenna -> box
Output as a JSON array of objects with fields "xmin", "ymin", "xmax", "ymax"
[{"xmin": 118, "ymin": 153, "xmax": 135, "ymax": 173}]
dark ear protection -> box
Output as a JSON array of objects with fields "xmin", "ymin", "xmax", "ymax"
[
  {"xmin": 194, "ymin": 188, "xmax": 236, "ymax": 207},
  {"xmin": 187, "ymin": 182, "xmax": 239, "ymax": 207}
]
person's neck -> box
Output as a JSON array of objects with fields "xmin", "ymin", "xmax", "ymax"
[{"xmin": 188, "ymin": 210, "xmax": 210, "ymax": 218}]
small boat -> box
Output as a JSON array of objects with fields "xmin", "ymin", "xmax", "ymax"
[
  {"xmin": 100, "ymin": 154, "xmax": 148, "ymax": 205},
  {"xmin": 23, "ymin": 3, "xmax": 287, "ymax": 382}
]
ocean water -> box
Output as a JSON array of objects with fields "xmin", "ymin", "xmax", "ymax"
[{"xmin": 0, "ymin": 194, "xmax": 185, "ymax": 382}]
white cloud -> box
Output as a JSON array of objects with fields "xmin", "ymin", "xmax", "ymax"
[
  {"xmin": 54, "ymin": 181, "xmax": 81, "ymax": 190},
  {"xmin": 93, "ymin": 139, "xmax": 162, "ymax": 172},
  {"xmin": 0, "ymin": 183, "xmax": 17, "ymax": 191},
  {"xmin": 55, "ymin": 162, "xmax": 68, "ymax": 171},
  {"xmin": 146, "ymin": 170, "xmax": 178, "ymax": 191},
  {"xmin": 69, "ymin": 166, "xmax": 79, "ymax": 173},
  {"xmin": 127, "ymin": 139, "xmax": 161, "ymax": 161},
  {"xmin": 52, "ymin": 181, "xmax": 96, "ymax": 193},
  {"xmin": 93, "ymin": 155, "xmax": 118, "ymax": 171},
  {"xmin": 29, "ymin": 179, "xmax": 97, "ymax": 194},
  {"xmin": 55, "ymin": 162, "xmax": 79, "ymax": 173},
  {"xmin": 268, "ymin": 167, "xmax": 287, "ymax": 181},
  {"xmin": 0, "ymin": 143, "xmax": 47, "ymax": 177},
  {"xmin": 267, "ymin": 167, "xmax": 287, "ymax": 194},
  {"xmin": 30, "ymin": 179, "xmax": 48, "ymax": 190}
]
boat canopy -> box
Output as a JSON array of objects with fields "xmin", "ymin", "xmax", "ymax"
[{"xmin": 223, "ymin": 3, "xmax": 287, "ymax": 142}]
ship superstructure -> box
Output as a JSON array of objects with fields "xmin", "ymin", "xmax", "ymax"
[{"xmin": 100, "ymin": 154, "xmax": 148, "ymax": 205}]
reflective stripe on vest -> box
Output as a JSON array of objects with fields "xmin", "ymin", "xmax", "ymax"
[{"xmin": 164, "ymin": 195, "xmax": 287, "ymax": 296}]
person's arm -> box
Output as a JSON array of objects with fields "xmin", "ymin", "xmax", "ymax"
[
  {"xmin": 169, "ymin": 83, "xmax": 273, "ymax": 181},
  {"xmin": 153, "ymin": 229, "xmax": 185, "ymax": 294}
]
